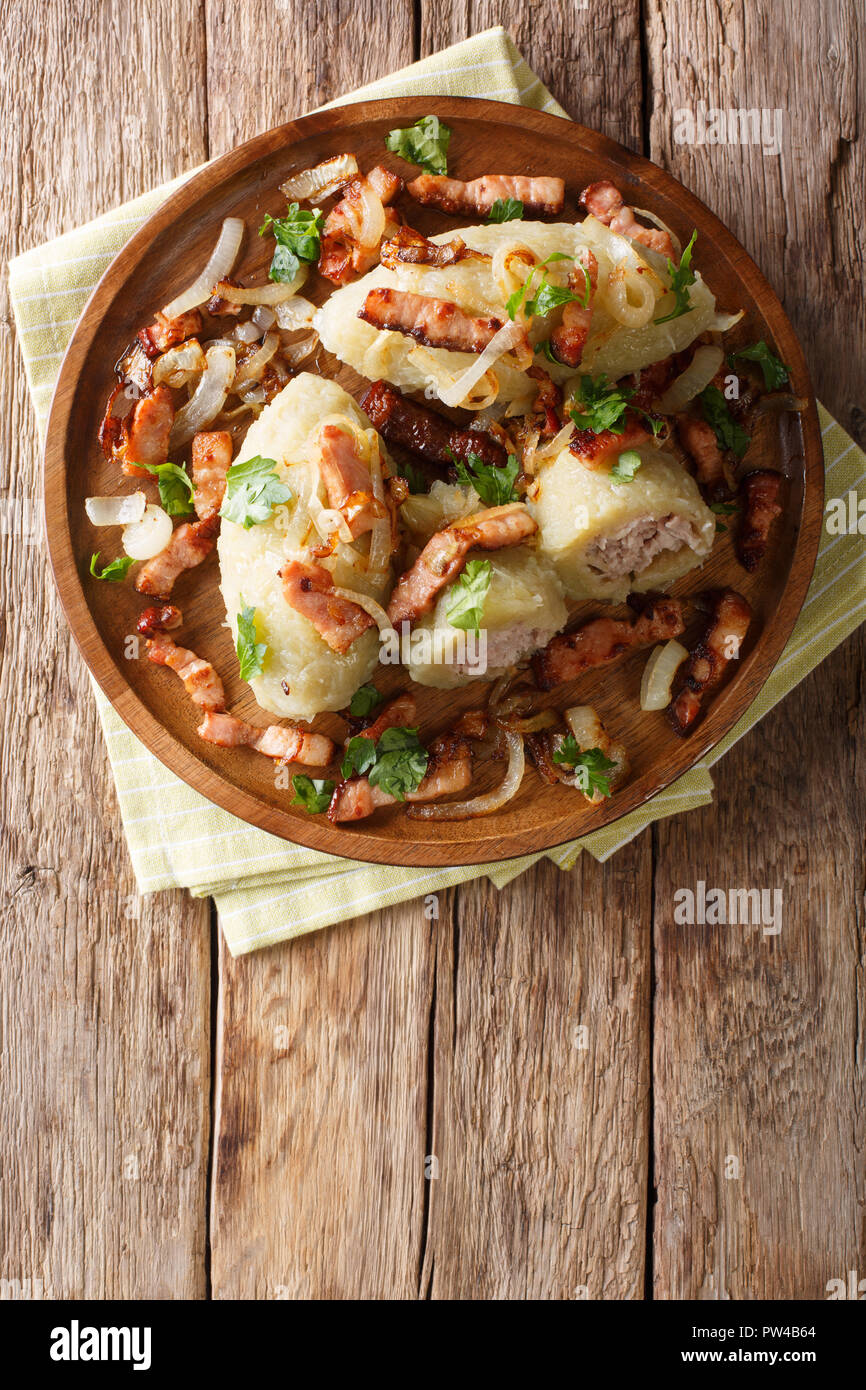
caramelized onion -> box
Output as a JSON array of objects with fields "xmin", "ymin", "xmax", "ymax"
[
  {"xmin": 162, "ymin": 217, "xmax": 244, "ymax": 319},
  {"xmin": 406, "ymin": 728, "xmax": 525, "ymax": 820},
  {"xmin": 169, "ymin": 343, "xmax": 236, "ymax": 448},
  {"xmin": 280, "ymin": 154, "xmax": 359, "ymax": 203}
]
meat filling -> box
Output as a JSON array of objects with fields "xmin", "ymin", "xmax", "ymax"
[{"xmin": 584, "ymin": 513, "xmax": 702, "ymax": 579}]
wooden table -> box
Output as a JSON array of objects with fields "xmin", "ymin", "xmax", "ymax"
[{"xmin": 1, "ymin": 0, "xmax": 863, "ymax": 1301}]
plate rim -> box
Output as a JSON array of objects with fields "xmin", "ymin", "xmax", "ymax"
[{"xmin": 42, "ymin": 94, "xmax": 825, "ymax": 867}]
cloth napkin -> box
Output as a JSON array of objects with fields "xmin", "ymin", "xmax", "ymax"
[{"xmin": 9, "ymin": 27, "xmax": 865, "ymax": 954}]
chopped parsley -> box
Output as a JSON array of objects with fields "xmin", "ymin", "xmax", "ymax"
[
  {"xmin": 89, "ymin": 552, "xmax": 135, "ymax": 582},
  {"xmin": 654, "ymin": 229, "xmax": 698, "ymax": 324},
  {"xmin": 398, "ymin": 458, "xmax": 427, "ymax": 495},
  {"xmin": 506, "ymin": 252, "xmax": 574, "ymax": 321},
  {"xmin": 236, "ymin": 600, "xmax": 267, "ymax": 681},
  {"xmin": 487, "ymin": 197, "xmax": 524, "ymax": 223},
  {"xmin": 259, "ymin": 203, "xmax": 324, "ymax": 283},
  {"xmin": 445, "ymin": 559, "xmax": 491, "ymax": 633},
  {"xmin": 349, "ymin": 683, "xmax": 384, "ymax": 718},
  {"xmin": 140, "ymin": 460, "xmax": 194, "ymax": 516},
  {"xmin": 449, "ymin": 448, "xmax": 520, "ymax": 506},
  {"xmin": 342, "ymin": 726, "xmax": 429, "ymax": 801},
  {"xmin": 609, "ymin": 449, "xmax": 643, "ymax": 484},
  {"xmin": 220, "ymin": 455, "xmax": 292, "ymax": 529},
  {"xmin": 699, "ymin": 385, "xmax": 750, "ymax": 459},
  {"xmin": 568, "ymin": 374, "xmax": 634, "ymax": 435},
  {"xmin": 729, "ymin": 340, "xmax": 790, "ymax": 390},
  {"xmin": 384, "ymin": 115, "xmax": 451, "ymax": 175},
  {"xmin": 710, "ymin": 500, "xmax": 740, "ymax": 533},
  {"xmin": 291, "ymin": 775, "xmax": 335, "ymax": 814},
  {"xmin": 552, "ymin": 738, "xmax": 617, "ymax": 798}
]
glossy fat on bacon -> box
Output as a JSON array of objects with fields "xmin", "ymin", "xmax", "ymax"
[
  {"xmin": 146, "ymin": 634, "xmax": 225, "ymax": 710},
  {"xmin": 669, "ymin": 590, "xmax": 752, "ymax": 734},
  {"xmin": 135, "ymin": 516, "xmax": 218, "ymax": 598},
  {"xmin": 358, "ymin": 287, "xmax": 508, "ymax": 354},
  {"xmin": 387, "ymin": 503, "xmax": 538, "ymax": 627},
  {"xmin": 359, "ymin": 380, "xmax": 508, "ymax": 474},
  {"xmin": 121, "ymin": 385, "xmax": 175, "ymax": 477},
  {"xmin": 327, "ymin": 732, "xmax": 473, "ymax": 823},
  {"xmin": 379, "ymin": 226, "xmax": 488, "ymax": 271},
  {"xmin": 319, "ymin": 166, "xmax": 404, "ymax": 285},
  {"xmin": 550, "ymin": 248, "xmax": 599, "ymax": 367},
  {"xmin": 196, "ymin": 710, "xmax": 334, "ymax": 766},
  {"xmin": 569, "ymin": 414, "xmax": 650, "ymax": 470},
  {"xmin": 737, "ymin": 470, "xmax": 783, "ymax": 573},
  {"xmin": 532, "ymin": 596, "xmax": 686, "ymax": 690},
  {"xmin": 137, "ymin": 604, "xmax": 183, "ymax": 636},
  {"xmin": 580, "ymin": 181, "xmax": 676, "ymax": 260},
  {"xmin": 344, "ymin": 692, "xmax": 417, "ymax": 743},
  {"xmin": 316, "ymin": 424, "xmax": 384, "ymax": 539},
  {"xmin": 676, "ymin": 414, "xmax": 731, "ymax": 499},
  {"xmin": 191, "ymin": 430, "xmax": 233, "ymax": 521},
  {"xmin": 406, "ymin": 173, "xmax": 565, "ymax": 216},
  {"xmin": 279, "ymin": 560, "xmax": 375, "ymax": 654},
  {"xmin": 137, "ymin": 309, "xmax": 203, "ymax": 358}
]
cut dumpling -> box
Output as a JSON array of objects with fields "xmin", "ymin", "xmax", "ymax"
[
  {"xmin": 217, "ymin": 374, "xmax": 392, "ymax": 721},
  {"xmin": 527, "ymin": 445, "xmax": 716, "ymax": 603}
]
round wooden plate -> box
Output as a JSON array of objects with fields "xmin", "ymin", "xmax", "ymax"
[{"xmin": 43, "ymin": 96, "xmax": 823, "ymax": 867}]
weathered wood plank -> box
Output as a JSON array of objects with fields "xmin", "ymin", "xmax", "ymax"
[
  {"xmin": 645, "ymin": 0, "xmax": 866, "ymax": 1299},
  {"xmin": 0, "ymin": 0, "xmax": 211, "ymax": 1299},
  {"xmin": 204, "ymin": 0, "xmax": 425, "ymax": 1300}
]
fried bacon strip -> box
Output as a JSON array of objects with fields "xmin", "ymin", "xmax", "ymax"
[
  {"xmin": 327, "ymin": 730, "xmax": 473, "ymax": 823},
  {"xmin": 669, "ymin": 589, "xmax": 752, "ymax": 734},
  {"xmin": 137, "ymin": 309, "xmax": 203, "ymax": 358},
  {"xmin": 319, "ymin": 166, "xmax": 404, "ymax": 284},
  {"xmin": 387, "ymin": 503, "xmax": 538, "ymax": 627},
  {"xmin": 736, "ymin": 469, "xmax": 783, "ymax": 573},
  {"xmin": 146, "ymin": 633, "xmax": 226, "ymax": 710},
  {"xmin": 569, "ymin": 414, "xmax": 650, "ymax": 470},
  {"xmin": 191, "ymin": 430, "xmax": 233, "ymax": 521},
  {"xmin": 358, "ymin": 287, "xmax": 510, "ymax": 355},
  {"xmin": 316, "ymin": 424, "xmax": 386, "ymax": 539},
  {"xmin": 279, "ymin": 561, "xmax": 375, "ymax": 654},
  {"xmin": 135, "ymin": 516, "xmax": 218, "ymax": 598},
  {"xmin": 675, "ymin": 414, "xmax": 731, "ymax": 500},
  {"xmin": 137, "ymin": 604, "xmax": 183, "ymax": 636},
  {"xmin": 580, "ymin": 181, "xmax": 676, "ymax": 260},
  {"xmin": 360, "ymin": 380, "xmax": 508, "ymax": 474},
  {"xmin": 197, "ymin": 710, "xmax": 334, "ymax": 766},
  {"xmin": 627, "ymin": 357, "xmax": 677, "ymax": 412},
  {"xmin": 379, "ymin": 226, "xmax": 488, "ymax": 271},
  {"xmin": 532, "ymin": 596, "xmax": 686, "ymax": 690},
  {"xmin": 527, "ymin": 364, "xmax": 562, "ymax": 437},
  {"xmin": 549, "ymin": 248, "xmax": 599, "ymax": 367},
  {"xmin": 100, "ymin": 384, "xmax": 176, "ymax": 478},
  {"xmin": 344, "ymin": 692, "xmax": 417, "ymax": 743},
  {"xmin": 407, "ymin": 173, "xmax": 565, "ymax": 217}
]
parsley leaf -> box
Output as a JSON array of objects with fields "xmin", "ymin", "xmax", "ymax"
[
  {"xmin": 487, "ymin": 197, "xmax": 524, "ymax": 223},
  {"xmin": 398, "ymin": 458, "xmax": 427, "ymax": 495},
  {"xmin": 450, "ymin": 449, "xmax": 520, "ymax": 506},
  {"xmin": 349, "ymin": 684, "xmax": 383, "ymax": 718},
  {"xmin": 140, "ymin": 460, "xmax": 194, "ymax": 516},
  {"xmin": 341, "ymin": 727, "xmax": 429, "ymax": 801},
  {"xmin": 220, "ymin": 455, "xmax": 292, "ymax": 529},
  {"xmin": 259, "ymin": 203, "xmax": 323, "ymax": 283},
  {"xmin": 89, "ymin": 552, "xmax": 135, "ymax": 582},
  {"xmin": 568, "ymin": 374, "xmax": 634, "ymax": 435},
  {"xmin": 446, "ymin": 558, "xmax": 491, "ymax": 633},
  {"xmin": 710, "ymin": 500, "xmax": 740, "ymax": 533},
  {"xmin": 699, "ymin": 385, "xmax": 750, "ymax": 460},
  {"xmin": 505, "ymin": 251, "xmax": 572, "ymax": 320},
  {"xmin": 654, "ymin": 229, "xmax": 698, "ymax": 324},
  {"xmin": 291, "ymin": 775, "xmax": 335, "ymax": 814},
  {"xmin": 729, "ymin": 340, "xmax": 790, "ymax": 390},
  {"xmin": 610, "ymin": 449, "xmax": 643, "ymax": 484},
  {"xmin": 236, "ymin": 600, "xmax": 267, "ymax": 681},
  {"xmin": 384, "ymin": 115, "xmax": 451, "ymax": 175},
  {"xmin": 552, "ymin": 738, "xmax": 617, "ymax": 798}
]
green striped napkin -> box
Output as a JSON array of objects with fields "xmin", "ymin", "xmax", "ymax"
[{"xmin": 9, "ymin": 27, "xmax": 865, "ymax": 954}]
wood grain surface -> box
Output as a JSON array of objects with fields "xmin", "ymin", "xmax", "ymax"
[{"xmin": 1, "ymin": 0, "xmax": 863, "ymax": 1302}]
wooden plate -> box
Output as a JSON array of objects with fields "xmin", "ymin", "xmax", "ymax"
[{"xmin": 43, "ymin": 96, "xmax": 823, "ymax": 867}]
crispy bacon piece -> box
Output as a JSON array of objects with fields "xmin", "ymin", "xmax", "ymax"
[
  {"xmin": 580, "ymin": 181, "xmax": 676, "ymax": 260},
  {"xmin": 387, "ymin": 503, "xmax": 538, "ymax": 627},
  {"xmin": 279, "ymin": 561, "xmax": 375, "ymax": 654},
  {"xmin": 197, "ymin": 710, "xmax": 334, "ymax": 766},
  {"xmin": 319, "ymin": 166, "xmax": 404, "ymax": 284},
  {"xmin": 379, "ymin": 226, "xmax": 488, "ymax": 270},
  {"xmin": 407, "ymin": 173, "xmax": 565, "ymax": 217},
  {"xmin": 527, "ymin": 364, "xmax": 562, "ymax": 437},
  {"xmin": 327, "ymin": 730, "xmax": 473, "ymax": 823},
  {"xmin": 569, "ymin": 414, "xmax": 650, "ymax": 470},
  {"xmin": 344, "ymin": 691, "xmax": 417, "ymax": 743},
  {"xmin": 116, "ymin": 384, "xmax": 175, "ymax": 478},
  {"xmin": 315, "ymin": 424, "xmax": 386, "ymax": 539},
  {"xmin": 137, "ymin": 309, "xmax": 203, "ymax": 358},
  {"xmin": 358, "ymin": 287, "xmax": 510, "ymax": 355},
  {"xmin": 360, "ymin": 380, "xmax": 508, "ymax": 474},
  {"xmin": 669, "ymin": 590, "xmax": 752, "ymax": 734},
  {"xmin": 146, "ymin": 633, "xmax": 226, "ymax": 710},
  {"xmin": 205, "ymin": 278, "xmax": 243, "ymax": 316},
  {"xmin": 549, "ymin": 248, "xmax": 599, "ymax": 367},
  {"xmin": 191, "ymin": 430, "xmax": 233, "ymax": 521},
  {"xmin": 627, "ymin": 356, "xmax": 677, "ymax": 412},
  {"xmin": 137, "ymin": 604, "xmax": 183, "ymax": 636},
  {"xmin": 675, "ymin": 414, "xmax": 731, "ymax": 500},
  {"xmin": 135, "ymin": 516, "xmax": 218, "ymax": 598},
  {"xmin": 532, "ymin": 596, "xmax": 686, "ymax": 690},
  {"xmin": 737, "ymin": 470, "xmax": 783, "ymax": 573}
]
